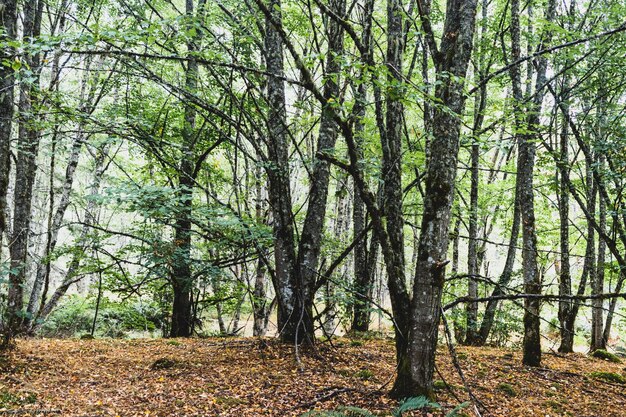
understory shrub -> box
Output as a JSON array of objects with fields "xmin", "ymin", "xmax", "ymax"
[{"xmin": 38, "ymin": 295, "xmax": 164, "ymax": 338}]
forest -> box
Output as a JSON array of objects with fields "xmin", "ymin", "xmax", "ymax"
[{"xmin": 0, "ymin": 0, "xmax": 626, "ymax": 415}]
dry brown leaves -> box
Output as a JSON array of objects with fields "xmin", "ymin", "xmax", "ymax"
[{"xmin": 0, "ymin": 338, "xmax": 625, "ymax": 416}]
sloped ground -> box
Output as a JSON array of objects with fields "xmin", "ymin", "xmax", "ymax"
[{"xmin": 0, "ymin": 337, "xmax": 625, "ymax": 416}]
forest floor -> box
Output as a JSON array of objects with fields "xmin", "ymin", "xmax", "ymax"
[{"xmin": 0, "ymin": 337, "xmax": 625, "ymax": 417}]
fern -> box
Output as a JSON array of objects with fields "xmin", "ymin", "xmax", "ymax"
[
  {"xmin": 446, "ymin": 401, "xmax": 470, "ymax": 417},
  {"xmin": 301, "ymin": 397, "xmax": 468, "ymax": 417},
  {"xmin": 392, "ymin": 396, "xmax": 441, "ymax": 417},
  {"xmin": 301, "ymin": 406, "xmax": 375, "ymax": 417}
]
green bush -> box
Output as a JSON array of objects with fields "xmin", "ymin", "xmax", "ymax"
[
  {"xmin": 39, "ymin": 296, "xmax": 93, "ymax": 337},
  {"xmin": 38, "ymin": 296, "xmax": 165, "ymax": 338}
]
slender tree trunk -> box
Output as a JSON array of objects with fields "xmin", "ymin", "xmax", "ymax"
[
  {"xmin": 385, "ymin": 0, "xmax": 414, "ymax": 396},
  {"xmin": 465, "ymin": 138, "xmax": 480, "ymax": 344},
  {"xmin": 589, "ymin": 91, "xmax": 604, "ymax": 352},
  {"xmin": 169, "ymin": 0, "xmax": 204, "ymax": 337},
  {"xmin": 0, "ymin": 0, "xmax": 17, "ymax": 262},
  {"xmin": 590, "ymin": 159, "xmax": 605, "ymax": 351},
  {"xmin": 252, "ymin": 165, "xmax": 269, "ymax": 337},
  {"xmin": 522, "ymin": 1, "xmax": 556, "ymax": 367},
  {"xmin": 518, "ymin": 131, "xmax": 541, "ymax": 366},
  {"xmin": 263, "ymin": 0, "xmax": 300, "ymax": 343},
  {"xmin": 557, "ymin": 96, "xmax": 573, "ymax": 353},
  {"xmin": 599, "ymin": 153, "xmax": 614, "ymax": 347},
  {"xmin": 351, "ymin": 182, "xmax": 370, "ymax": 331},
  {"xmin": 464, "ymin": 0, "xmax": 488, "ymax": 345},
  {"xmin": 350, "ymin": 0, "xmax": 375, "ymax": 334}
]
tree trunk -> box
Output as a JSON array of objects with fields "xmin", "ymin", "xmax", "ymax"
[
  {"xmin": 465, "ymin": 109, "xmax": 481, "ymax": 346},
  {"xmin": 351, "ymin": 179, "xmax": 369, "ymax": 331},
  {"xmin": 263, "ymin": 0, "xmax": 346, "ymax": 344},
  {"xmin": 393, "ymin": 0, "xmax": 478, "ymax": 398},
  {"xmin": 557, "ymin": 96, "xmax": 573, "ymax": 353},
  {"xmin": 590, "ymin": 155, "xmax": 605, "ymax": 351},
  {"xmin": 169, "ymin": 0, "xmax": 204, "ymax": 337},
  {"xmin": 464, "ymin": 0, "xmax": 489, "ymax": 345},
  {"xmin": 252, "ymin": 165, "xmax": 269, "ymax": 337},
  {"xmin": 350, "ymin": 0, "xmax": 375, "ymax": 334},
  {"xmin": 6, "ymin": 0, "xmax": 43, "ymax": 340},
  {"xmin": 0, "ymin": 0, "xmax": 17, "ymax": 261},
  {"xmin": 384, "ymin": 0, "xmax": 413, "ymax": 396},
  {"xmin": 599, "ymin": 152, "xmax": 615, "ymax": 347},
  {"xmin": 263, "ymin": 0, "xmax": 300, "ymax": 343},
  {"xmin": 518, "ymin": 131, "xmax": 541, "ymax": 367}
]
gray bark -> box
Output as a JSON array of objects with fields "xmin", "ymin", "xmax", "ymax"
[
  {"xmin": 169, "ymin": 0, "xmax": 207, "ymax": 337},
  {"xmin": 263, "ymin": 0, "xmax": 346, "ymax": 343},
  {"xmin": 395, "ymin": 0, "xmax": 478, "ymax": 398},
  {"xmin": 0, "ymin": 0, "xmax": 17, "ymax": 262},
  {"xmin": 557, "ymin": 91, "xmax": 573, "ymax": 353},
  {"xmin": 252, "ymin": 164, "xmax": 269, "ymax": 337},
  {"xmin": 590, "ymin": 156, "xmax": 604, "ymax": 351},
  {"xmin": 516, "ymin": 0, "xmax": 556, "ymax": 367},
  {"xmin": 6, "ymin": 0, "xmax": 43, "ymax": 340},
  {"xmin": 263, "ymin": 0, "xmax": 299, "ymax": 342},
  {"xmin": 351, "ymin": 0, "xmax": 375, "ymax": 334}
]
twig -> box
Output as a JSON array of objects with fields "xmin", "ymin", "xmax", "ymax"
[
  {"xmin": 288, "ymin": 387, "xmax": 360, "ymax": 411},
  {"xmin": 441, "ymin": 308, "xmax": 487, "ymax": 417}
]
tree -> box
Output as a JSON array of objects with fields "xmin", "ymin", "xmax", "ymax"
[
  {"xmin": 6, "ymin": 0, "xmax": 43, "ymax": 344},
  {"xmin": 0, "ymin": 0, "xmax": 17, "ymax": 262}
]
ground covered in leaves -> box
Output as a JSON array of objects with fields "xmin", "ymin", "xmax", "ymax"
[{"xmin": 1, "ymin": 337, "xmax": 625, "ymax": 416}]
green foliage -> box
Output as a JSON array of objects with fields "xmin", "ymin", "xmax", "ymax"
[
  {"xmin": 433, "ymin": 380, "xmax": 450, "ymax": 391},
  {"xmin": 97, "ymin": 298, "xmax": 163, "ymax": 336},
  {"xmin": 39, "ymin": 296, "xmax": 93, "ymax": 337},
  {"xmin": 354, "ymin": 369, "xmax": 374, "ymax": 380},
  {"xmin": 488, "ymin": 302, "xmax": 524, "ymax": 348},
  {"xmin": 39, "ymin": 295, "xmax": 165, "ymax": 338},
  {"xmin": 0, "ymin": 389, "xmax": 37, "ymax": 408}
]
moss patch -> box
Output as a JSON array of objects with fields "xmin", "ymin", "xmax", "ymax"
[
  {"xmin": 588, "ymin": 371, "xmax": 625, "ymax": 384},
  {"xmin": 150, "ymin": 357, "xmax": 178, "ymax": 370},
  {"xmin": 497, "ymin": 382, "xmax": 517, "ymax": 397},
  {"xmin": 591, "ymin": 349, "xmax": 622, "ymax": 363}
]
